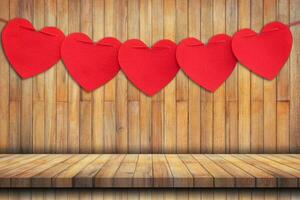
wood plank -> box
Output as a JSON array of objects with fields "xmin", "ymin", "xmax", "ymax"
[
  {"xmin": 236, "ymin": 154, "xmax": 298, "ymax": 187},
  {"xmin": 128, "ymin": 101, "xmax": 140, "ymax": 153},
  {"xmin": 113, "ymin": 154, "xmax": 138, "ymax": 187},
  {"xmin": 152, "ymin": 154, "xmax": 173, "ymax": 187},
  {"xmin": 290, "ymin": 0, "xmax": 300, "ymax": 153},
  {"xmin": 251, "ymin": 155, "xmax": 300, "ymax": 179},
  {"xmin": 115, "ymin": 0, "xmax": 128, "ymax": 153},
  {"xmin": 31, "ymin": 154, "xmax": 86, "ymax": 187},
  {"xmin": 0, "ymin": 0, "xmax": 10, "ymax": 153},
  {"xmin": 8, "ymin": 0, "xmax": 21, "ymax": 153},
  {"xmin": 44, "ymin": 0, "xmax": 57, "ymax": 153},
  {"xmin": 56, "ymin": 0, "xmax": 69, "ymax": 103},
  {"xmin": 166, "ymin": 154, "xmax": 193, "ymax": 187},
  {"xmin": 151, "ymin": 0, "xmax": 164, "ymax": 153},
  {"xmin": 32, "ymin": 0, "xmax": 45, "ymax": 153},
  {"xmin": 175, "ymin": 0, "xmax": 188, "ymax": 153},
  {"xmin": 104, "ymin": 0, "xmax": 116, "ymax": 102},
  {"xmin": 53, "ymin": 155, "xmax": 99, "ymax": 187},
  {"xmin": 263, "ymin": 155, "xmax": 300, "ymax": 171},
  {"xmin": 74, "ymin": 154, "xmax": 112, "ymax": 187},
  {"xmin": 193, "ymin": 154, "xmax": 234, "ymax": 187},
  {"xmin": 10, "ymin": 155, "xmax": 71, "ymax": 187},
  {"xmin": 213, "ymin": 0, "xmax": 226, "ymax": 153},
  {"xmin": 200, "ymin": 0, "xmax": 213, "ymax": 153},
  {"xmin": 95, "ymin": 154, "xmax": 125, "ymax": 187},
  {"xmin": 277, "ymin": 0, "xmax": 290, "ymax": 98},
  {"xmin": 0, "ymin": 155, "xmax": 46, "ymax": 174},
  {"xmin": 250, "ymin": 0, "xmax": 264, "ymax": 153},
  {"xmin": 20, "ymin": 0, "xmax": 34, "ymax": 153},
  {"xmin": 139, "ymin": 0, "xmax": 152, "ymax": 153},
  {"xmin": 0, "ymin": 155, "xmax": 48, "ymax": 187},
  {"xmin": 263, "ymin": 0, "xmax": 277, "ymax": 153},
  {"xmin": 225, "ymin": 0, "xmax": 238, "ymax": 153},
  {"xmin": 127, "ymin": 0, "xmax": 140, "ymax": 100},
  {"xmin": 163, "ymin": 0, "xmax": 176, "ymax": 153},
  {"xmin": 133, "ymin": 154, "xmax": 153, "ymax": 187},
  {"xmin": 91, "ymin": 0, "xmax": 105, "ymax": 153},
  {"xmin": 67, "ymin": 0, "xmax": 80, "ymax": 153},
  {"xmin": 221, "ymin": 154, "xmax": 276, "ymax": 187},
  {"xmin": 238, "ymin": 0, "xmax": 251, "ymax": 153},
  {"xmin": 206, "ymin": 155, "xmax": 255, "ymax": 187},
  {"xmin": 178, "ymin": 154, "xmax": 213, "ymax": 187}
]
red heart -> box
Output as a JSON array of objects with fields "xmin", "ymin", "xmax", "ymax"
[
  {"xmin": 232, "ymin": 22, "xmax": 293, "ymax": 80},
  {"xmin": 118, "ymin": 39, "xmax": 179, "ymax": 96},
  {"xmin": 61, "ymin": 33, "xmax": 121, "ymax": 91},
  {"xmin": 2, "ymin": 18, "xmax": 65, "ymax": 78},
  {"xmin": 176, "ymin": 35, "xmax": 237, "ymax": 92}
]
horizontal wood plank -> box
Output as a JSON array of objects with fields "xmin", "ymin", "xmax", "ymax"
[{"xmin": 0, "ymin": 154, "xmax": 299, "ymax": 188}]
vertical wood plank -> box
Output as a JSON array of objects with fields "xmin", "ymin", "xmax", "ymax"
[
  {"xmin": 56, "ymin": 0, "xmax": 69, "ymax": 103},
  {"xmin": 92, "ymin": 0, "xmax": 105, "ymax": 153},
  {"xmin": 151, "ymin": 0, "xmax": 164, "ymax": 153},
  {"xmin": 225, "ymin": 0, "xmax": 238, "ymax": 153},
  {"xmin": 9, "ymin": 0, "xmax": 21, "ymax": 103},
  {"xmin": 115, "ymin": 0, "xmax": 128, "ymax": 153},
  {"xmin": 32, "ymin": 0, "xmax": 45, "ymax": 153},
  {"xmin": 79, "ymin": 0, "xmax": 93, "ymax": 153},
  {"xmin": 9, "ymin": 0, "xmax": 21, "ymax": 154},
  {"xmin": 163, "ymin": 0, "xmax": 177, "ymax": 153},
  {"xmin": 276, "ymin": 0, "xmax": 290, "ymax": 153},
  {"xmin": 44, "ymin": 0, "xmax": 57, "ymax": 153},
  {"xmin": 290, "ymin": 0, "xmax": 300, "ymax": 152},
  {"xmin": 277, "ymin": 0, "xmax": 290, "ymax": 101},
  {"xmin": 56, "ymin": 102, "xmax": 68, "ymax": 153},
  {"xmin": 127, "ymin": 0, "xmax": 140, "ymax": 101},
  {"xmin": 263, "ymin": 0, "xmax": 277, "ymax": 153},
  {"xmin": 56, "ymin": 0, "xmax": 69, "ymax": 153},
  {"xmin": 188, "ymin": 0, "xmax": 201, "ymax": 153},
  {"xmin": 68, "ymin": 0, "xmax": 80, "ymax": 153},
  {"xmin": 20, "ymin": 0, "xmax": 34, "ymax": 153},
  {"xmin": 176, "ymin": 0, "xmax": 188, "ymax": 153},
  {"xmin": 0, "ymin": 0, "xmax": 10, "ymax": 152},
  {"xmin": 238, "ymin": 0, "xmax": 251, "ymax": 153},
  {"xmin": 80, "ymin": 102, "xmax": 92, "ymax": 153},
  {"xmin": 104, "ymin": 0, "xmax": 116, "ymax": 101},
  {"xmin": 200, "ymin": 0, "xmax": 213, "ymax": 153},
  {"xmin": 103, "ymin": 0, "xmax": 116, "ymax": 153},
  {"xmin": 213, "ymin": 0, "xmax": 226, "ymax": 153},
  {"xmin": 127, "ymin": 0, "xmax": 140, "ymax": 153},
  {"xmin": 140, "ymin": 0, "xmax": 152, "ymax": 153},
  {"xmin": 250, "ymin": 0, "xmax": 264, "ymax": 153},
  {"xmin": 128, "ymin": 101, "xmax": 140, "ymax": 153}
]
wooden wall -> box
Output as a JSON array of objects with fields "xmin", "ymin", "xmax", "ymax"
[
  {"xmin": 0, "ymin": 189, "xmax": 299, "ymax": 200},
  {"xmin": 0, "ymin": 0, "xmax": 299, "ymax": 154}
]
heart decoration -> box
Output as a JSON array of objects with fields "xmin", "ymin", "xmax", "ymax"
[
  {"xmin": 2, "ymin": 18, "xmax": 65, "ymax": 78},
  {"xmin": 61, "ymin": 33, "xmax": 121, "ymax": 91},
  {"xmin": 232, "ymin": 21, "xmax": 293, "ymax": 80},
  {"xmin": 176, "ymin": 35, "xmax": 237, "ymax": 92},
  {"xmin": 118, "ymin": 39, "xmax": 179, "ymax": 96}
]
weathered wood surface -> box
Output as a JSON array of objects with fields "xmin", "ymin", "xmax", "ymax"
[
  {"xmin": 0, "ymin": 0, "xmax": 299, "ymax": 154},
  {"xmin": 0, "ymin": 188, "xmax": 299, "ymax": 200},
  {"xmin": 0, "ymin": 154, "xmax": 300, "ymax": 188}
]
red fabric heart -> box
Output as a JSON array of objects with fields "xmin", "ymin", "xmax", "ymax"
[
  {"xmin": 61, "ymin": 33, "xmax": 121, "ymax": 91},
  {"xmin": 118, "ymin": 39, "xmax": 179, "ymax": 96},
  {"xmin": 2, "ymin": 18, "xmax": 65, "ymax": 78},
  {"xmin": 232, "ymin": 22, "xmax": 293, "ymax": 80},
  {"xmin": 176, "ymin": 35, "xmax": 237, "ymax": 92}
]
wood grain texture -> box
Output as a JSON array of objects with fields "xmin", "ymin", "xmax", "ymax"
[
  {"xmin": 0, "ymin": 189, "xmax": 299, "ymax": 200},
  {"xmin": 0, "ymin": 154, "xmax": 299, "ymax": 188},
  {"xmin": 0, "ymin": 0, "xmax": 299, "ymax": 154}
]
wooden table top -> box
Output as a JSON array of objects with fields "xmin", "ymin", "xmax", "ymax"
[{"xmin": 0, "ymin": 154, "xmax": 299, "ymax": 188}]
